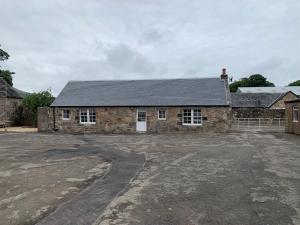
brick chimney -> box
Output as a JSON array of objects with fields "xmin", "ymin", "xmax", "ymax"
[
  {"xmin": 220, "ymin": 67, "xmax": 229, "ymax": 89},
  {"xmin": 220, "ymin": 68, "xmax": 228, "ymax": 80}
]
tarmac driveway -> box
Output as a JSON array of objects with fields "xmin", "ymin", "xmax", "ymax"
[
  {"xmin": 92, "ymin": 132, "xmax": 300, "ymax": 225},
  {"xmin": 0, "ymin": 131, "xmax": 300, "ymax": 225},
  {"xmin": 0, "ymin": 133, "xmax": 144, "ymax": 225}
]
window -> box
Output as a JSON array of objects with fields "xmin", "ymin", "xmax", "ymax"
[
  {"xmin": 62, "ymin": 109, "xmax": 70, "ymax": 120},
  {"xmin": 158, "ymin": 109, "xmax": 166, "ymax": 120},
  {"xmin": 183, "ymin": 109, "xmax": 202, "ymax": 125},
  {"xmin": 293, "ymin": 106, "xmax": 299, "ymax": 122},
  {"xmin": 80, "ymin": 109, "xmax": 96, "ymax": 124},
  {"xmin": 193, "ymin": 109, "xmax": 202, "ymax": 124},
  {"xmin": 137, "ymin": 111, "xmax": 146, "ymax": 122}
]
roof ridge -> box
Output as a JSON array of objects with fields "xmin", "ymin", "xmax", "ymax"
[
  {"xmin": 239, "ymin": 86, "xmax": 300, "ymax": 89},
  {"xmin": 68, "ymin": 77, "xmax": 220, "ymax": 82}
]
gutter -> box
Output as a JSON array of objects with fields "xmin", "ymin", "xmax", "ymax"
[{"xmin": 50, "ymin": 104, "xmax": 231, "ymax": 108}]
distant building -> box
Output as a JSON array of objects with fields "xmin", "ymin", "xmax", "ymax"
[
  {"xmin": 38, "ymin": 70, "xmax": 232, "ymax": 133},
  {"xmin": 237, "ymin": 86, "xmax": 300, "ymax": 97},
  {"xmin": 231, "ymin": 91, "xmax": 298, "ymax": 119},
  {"xmin": 285, "ymin": 98, "xmax": 300, "ymax": 135},
  {"xmin": 0, "ymin": 78, "xmax": 27, "ymax": 126}
]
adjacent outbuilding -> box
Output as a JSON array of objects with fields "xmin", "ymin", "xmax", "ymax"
[
  {"xmin": 285, "ymin": 98, "xmax": 300, "ymax": 135},
  {"xmin": 0, "ymin": 78, "xmax": 28, "ymax": 126},
  {"xmin": 231, "ymin": 91, "xmax": 298, "ymax": 119},
  {"xmin": 39, "ymin": 72, "xmax": 231, "ymax": 133}
]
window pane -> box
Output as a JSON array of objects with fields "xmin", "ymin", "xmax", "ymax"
[
  {"xmin": 193, "ymin": 109, "xmax": 202, "ymax": 124},
  {"xmin": 158, "ymin": 109, "xmax": 166, "ymax": 119},
  {"xmin": 63, "ymin": 110, "xmax": 70, "ymax": 119},
  {"xmin": 183, "ymin": 109, "xmax": 192, "ymax": 124},
  {"xmin": 89, "ymin": 109, "xmax": 96, "ymax": 123},
  {"xmin": 138, "ymin": 112, "xmax": 146, "ymax": 121},
  {"xmin": 80, "ymin": 109, "xmax": 88, "ymax": 122},
  {"xmin": 293, "ymin": 106, "xmax": 299, "ymax": 122}
]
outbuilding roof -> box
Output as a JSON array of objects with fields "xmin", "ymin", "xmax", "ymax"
[
  {"xmin": 51, "ymin": 78, "xmax": 229, "ymax": 107},
  {"xmin": 0, "ymin": 78, "xmax": 27, "ymax": 99},
  {"xmin": 237, "ymin": 86, "xmax": 300, "ymax": 96},
  {"xmin": 231, "ymin": 92, "xmax": 285, "ymax": 108}
]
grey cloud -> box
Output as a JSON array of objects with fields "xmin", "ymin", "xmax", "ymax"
[
  {"xmin": 0, "ymin": 0, "xmax": 299, "ymax": 95},
  {"xmin": 69, "ymin": 43, "xmax": 158, "ymax": 84}
]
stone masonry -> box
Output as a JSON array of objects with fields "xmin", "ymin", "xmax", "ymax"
[
  {"xmin": 38, "ymin": 106, "xmax": 231, "ymax": 133},
  {"xmin": 0, "ymin": 97, "xmax": 22, "ymax": 125},
  {"xmin": 285, "ymin": 101, "xmax": 300, "ymax": 135},
  {"xmin": 37, "ymin": 107, "xmax": 54, "ymax": 132},
  {"xmin": 232, "ymin": 108, "xmax": 285, "ymax": 119},
  {"xmin": 270, "ymin": 91, "xmax": 298, "ymax": 109}
]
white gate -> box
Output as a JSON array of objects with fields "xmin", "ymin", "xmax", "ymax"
[{"xmin": 233, "ymin": 118, "xmax": 285, "ymax": 131}]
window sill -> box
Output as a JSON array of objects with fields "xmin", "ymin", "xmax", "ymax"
[
  {"xmin": 62, "ymin": 118, "xmax": 70, "ymax": 121},
  {"xmin": 293, "ymin": 120, "xmax": 299, "ymax": 123},
  {"xmin": 80, "ymin": 122, "xmax": 96, "ymax": 125},
  {"xmin": 158, "ymin": 118, "xmax": 166, "ymax": 121},
  {"xmin": 182, "ymin": 124, "xmax": 203, "ymax": 126}
]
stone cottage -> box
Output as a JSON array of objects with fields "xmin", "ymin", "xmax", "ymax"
[
  {"xmin": 285, "ymin": 98, "xmax": 300, "ymax": 135},
  {"xmin": 231, "ymin": 91, "xmax": 298, "ymax": 119},
  {"xmin": 0, "ymin": 77, "xmax": 27, "ymax": 126},
  {"xmin": 39, "ymin": 71, "xmax": 231, "ymax": 133}
]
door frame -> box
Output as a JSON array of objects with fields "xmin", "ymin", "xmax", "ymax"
[{"xmin": 136, "ymin": 108, "xmax": 147, "ymax": 132}]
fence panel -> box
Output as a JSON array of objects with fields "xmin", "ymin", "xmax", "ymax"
[{"xmin": 233, "ymin": 118, "xmax": 285, "ymax": 131}]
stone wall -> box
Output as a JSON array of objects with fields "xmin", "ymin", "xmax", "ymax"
[
  {"xmin": 270, "ymin": 92, "xmax": 298, "ymax": 109},
  {"xmin": 37, "ymin": 107, "xmax": 54, "ymax": 132},
  {"xmin": 0, "ymin": 97, "xmax": 23, "ymax": 125},
  {"xmin": 232, "ymin": 108, "xmax": 285, "ymax": 119},
  {"xmin": 147, "ymin": 107, "xmax": 231, "ymax": 133},
  {"xmin": 285, "ymin": 102, "xmax": 300, "ymax": 135},
  {"xmin": 39, "ymin": 106, "xmax": 231, "ymax": 133}
]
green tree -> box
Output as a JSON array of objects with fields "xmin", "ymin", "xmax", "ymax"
[
  {"xmin": 22, "ymin": 90, "xmax": 55, "ymax": 125},
  {"xmin": 288, "ymin": 80, "xmax": 300, "ymax": 86},
  {"xmin": 229, "ymin": 74, "xmax": 274, "ymax": 92},
  {"xmin": 0, "ymin": 48, "xmax": 9, "ymax": 61},
  {"xmin": 0, "ymin": 70, "xmax": 14, "ymax": 86},
  {"xmin": 0, "ymin": 45, "xmax": 14, "ymax": 86}
]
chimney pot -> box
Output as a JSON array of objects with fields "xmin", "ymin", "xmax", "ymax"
[
  {"xmin": 220, "ymin": 68, "xmax": 228, "ymax": 80},
  {"xmin": 222, "ymin": 68, "xmax": 227, "ymax": 75}
]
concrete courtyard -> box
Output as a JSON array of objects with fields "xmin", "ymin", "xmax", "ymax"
[{"xmin": 0, "ymin": 131, "xmax": 299, "ymax": 225}]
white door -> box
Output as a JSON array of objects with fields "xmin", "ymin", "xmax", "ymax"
[{"xmin": 136, "ymin": 109, "xmax": 147, "ymax": 132}]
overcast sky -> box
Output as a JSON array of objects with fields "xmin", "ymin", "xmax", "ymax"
[{"xmin": 0, "ymin": 0, "xmax": 299, "ymax": 95}]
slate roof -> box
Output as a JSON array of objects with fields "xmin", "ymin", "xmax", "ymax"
[
  {"xmin": 51, "ymin": 78, "xmax": 229, "ymax": 107},
  {"xmin": 12, "ymin": 87, "xmax": 29, "ymax": 98},
  {"xmin": 0, "ymin": 78, "xmax": 27, "ymax": 99},
  {"xmin": 237, "ymin": 86, "xmax": 300, "ymax": 96},
  {"xmin": 231, "ymin": 93, "xmax": 286, "ymax": 108}
]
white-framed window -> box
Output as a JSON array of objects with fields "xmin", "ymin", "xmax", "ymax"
[
  {"xmin": 182, "ymin": 108, "xmax": 202, "ymax": 125},
  {"xmin": 158, "ymin": 109, "xmax": 166, "ymax": 120},
  {"xmin": 62, "ymin": 109, "xmax": 70, "ymax": 120},
  {"xmin": 80, "ymin": 109, "xmax": 96, "ymax": 124},
  {"xmin": 293, "ymin": 106, "xmax": 299, "ymax": 122}
]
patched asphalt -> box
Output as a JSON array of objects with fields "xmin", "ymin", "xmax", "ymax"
[{"xmin": 36, "ymin": 139, "xmax": 145, "ymax": 225}]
